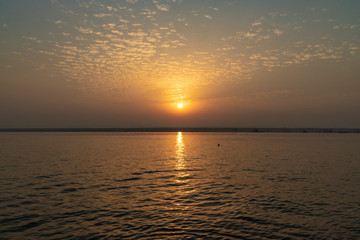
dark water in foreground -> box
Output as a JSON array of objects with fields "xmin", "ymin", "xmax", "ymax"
[{"xmin": 0, "ymin": 133, "xmax": 359, "ymax": 239}]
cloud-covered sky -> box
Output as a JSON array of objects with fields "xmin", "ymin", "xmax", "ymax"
[{"xmin": 1, "ymin": 0, "xmax": 359, "ymax": 128}]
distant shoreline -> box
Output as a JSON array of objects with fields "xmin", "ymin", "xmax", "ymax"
[{"xmin": 0, "ymin": 128, "xmax": 359, "ymax": 133}]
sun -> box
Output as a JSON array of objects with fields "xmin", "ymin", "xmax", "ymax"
[{"xmin": 177, "ymin": 103, "xmax": 183, "ymax": 109}]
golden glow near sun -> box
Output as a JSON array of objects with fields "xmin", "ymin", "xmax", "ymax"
[{"xmin": 166, "ymin": 100, "xmax": 193, "ymax": 114}]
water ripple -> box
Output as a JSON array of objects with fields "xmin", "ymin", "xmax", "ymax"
[{"xmin": 0, "ymin": 133, "xmax": 359, "ymax": 239}]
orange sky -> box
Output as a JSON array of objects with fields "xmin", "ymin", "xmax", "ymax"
[{"xmin": 0, "ymin": 0, "xmax": 359, "ymax": 128}]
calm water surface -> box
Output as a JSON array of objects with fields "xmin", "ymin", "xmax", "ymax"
[{"xmin": 0, "ymin": 132, "xmax": 359, "ymax": 239}]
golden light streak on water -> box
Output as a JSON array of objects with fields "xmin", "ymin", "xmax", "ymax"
[
  {"xmin": 174, "ymin": 132, "xmax": 194, "ymax": 204},
  {"xmin": 176, "ymin": 132, "xmax": 185, "ymax": 171}
]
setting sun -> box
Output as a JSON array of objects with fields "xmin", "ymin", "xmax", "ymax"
[{"xmin": 177, "ymin": 103, "xmax": 183, "ymax": 109}]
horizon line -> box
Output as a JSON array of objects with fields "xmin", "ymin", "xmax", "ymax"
[{"xmin": 0, "ymin": 127, "xmax": 359, "ymax": 133}]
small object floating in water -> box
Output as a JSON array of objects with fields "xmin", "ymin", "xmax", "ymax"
[{"xmin": 218, "ymin": 144, "xmax": 220, "ymax": 146}]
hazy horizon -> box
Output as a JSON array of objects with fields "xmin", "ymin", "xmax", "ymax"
[{"xmin": 1, "ymin": 0, "xmax": 359, "ymax": 128}]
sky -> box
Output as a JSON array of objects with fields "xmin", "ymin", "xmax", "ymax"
[{"xmin": 1, "ymin": 0, "xmax": 359, "ymax": 128}]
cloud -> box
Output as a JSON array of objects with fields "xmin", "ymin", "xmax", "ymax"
[
  {"xmin": 244, "ymin": 32, "xmax": 257, "ymax": 38},
  {"xmin": 75, "ymin": 27, "xmax": 94, "ymax": 34},
  {"xmin": 155, "ymin": 4, "xmax": 170, "ymax": 12},
  {"xmin": 273, "ymin": 29, "xmax": 284, "ymax": 36},
  {"xmin": 252, "ymin": 17, "xmax": 265, "ymax": 26},
  {"xmin": 54, "ymin": 20, "xmax": 64, "ymax": 24},
  {"xmin": 22, "ymin": 36, "xmax": 42, "ymax": 43},
  {"xmin": 126, "ymin": 0, "xmax": 138, "ymax": 3},
  {"xmin": 94, "ymin": 13, "xmax": 112, "ymax": 18},
  {"xmin": 252, "ymin": 21, "xmax": 262, "ymax": 26},
  {"xmin": 18, "ymin": 0, "xmax": 358, "ymax": 102},
  {"xmin": 107, "ymin": 6, "xmax": 116, "ymax": 11}
]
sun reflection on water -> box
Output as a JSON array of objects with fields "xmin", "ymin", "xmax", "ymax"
[
  {"xmin": 176, "ymin": 132, "xmax": 185, "ymax": 170},
  {"xmin": 174, "ymin": 132, "xmax": 195, "ymax": 202}
]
